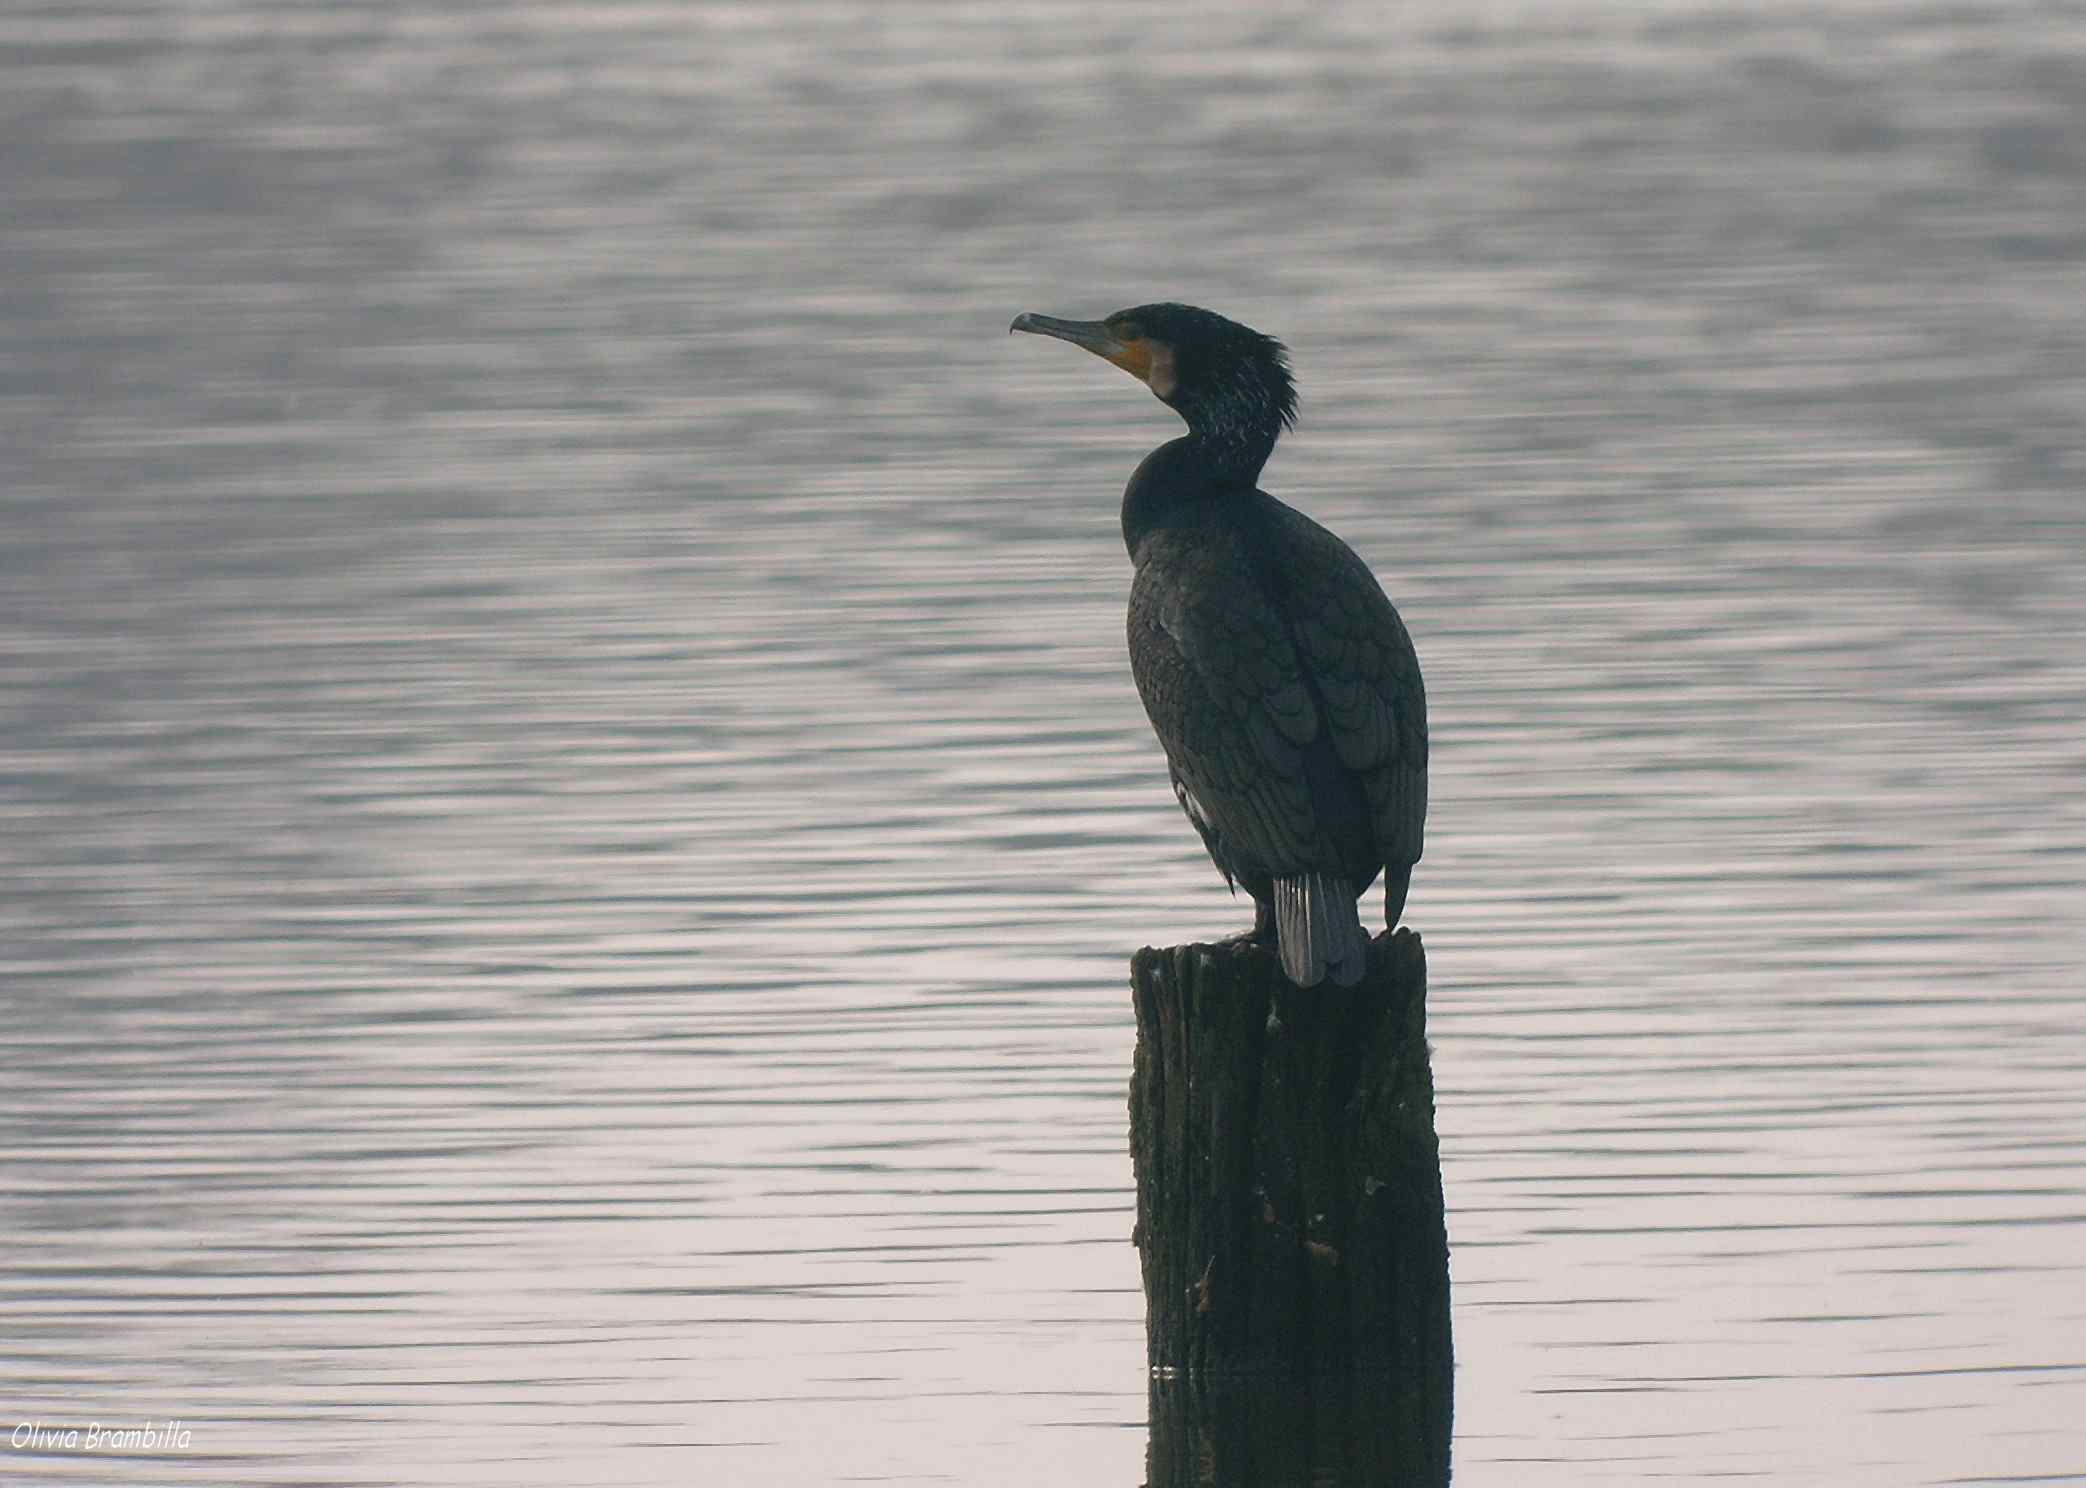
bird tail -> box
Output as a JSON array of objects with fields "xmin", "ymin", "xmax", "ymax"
[{"xmin": 1273, "ymin": 874, "xmax": 1367, "ymax": 988}]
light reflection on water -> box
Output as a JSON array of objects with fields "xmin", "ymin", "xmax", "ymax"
[{"xmin": 3, "ymin": 2, "xmax": 2084, "ymax": 1484}]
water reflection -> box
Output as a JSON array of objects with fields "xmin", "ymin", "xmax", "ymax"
[{"xmin": 1146, "ymin": 1374, "xmax": 1451, "ymax": 1488}]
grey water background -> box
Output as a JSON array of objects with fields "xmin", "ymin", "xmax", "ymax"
[{"xmin": 4, "ymin": 0, "xmax": 2085, "ymax": 1483}]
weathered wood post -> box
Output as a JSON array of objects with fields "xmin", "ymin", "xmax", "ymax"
[
  {"xmin": 1146, "ymin": 1370, "xmax": 1450, "ymax": 1487},
  {"xmin": 1129, "ymin": 927, "xmax": 1451, "ymax": 1419}
]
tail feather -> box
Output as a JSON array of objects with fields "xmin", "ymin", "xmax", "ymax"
[
  {"xmin": 1273, "ymin": 874, "xmax": 1367, "ymax": 987},
  {"xmin": 1382, "ymin": 863, "xmax": 1412, "ymax": 931}
]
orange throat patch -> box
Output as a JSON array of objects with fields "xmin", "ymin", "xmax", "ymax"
[{"xmin": 1109, "ymin": 338, "xmax": 1176, "ymax": 400}]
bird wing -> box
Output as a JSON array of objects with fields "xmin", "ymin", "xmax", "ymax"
[
  {"xmin": 1263, "ymin": 501, "xmax": 1428, "ymax": 868},
  {"xmin": 1127, "ymin": 525, "xmax": 1327, "ymax": 878}
]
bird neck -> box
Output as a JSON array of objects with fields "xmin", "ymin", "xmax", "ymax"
[
  {"xmin": 1179, "ymin": 410, "xmax": 1279, "ymax": 486},
  {"xmin": 1120, "ymin": 436, "xmax": 1264, "ymax": 560}
]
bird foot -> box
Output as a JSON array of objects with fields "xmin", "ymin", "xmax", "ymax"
[{"xmin": 1215, "ymin": 901, "xmax": 1278, "ymax": 949}]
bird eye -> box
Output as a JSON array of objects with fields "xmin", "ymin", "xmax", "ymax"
[{"xmin": 1113, "ymin": 321, "xmax": 1144, "ymax": 342}]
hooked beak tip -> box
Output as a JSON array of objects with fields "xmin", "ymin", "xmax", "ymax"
[{"xmin": 1009, "ymin": 312, "xmax": 1121, "ymax": 358}]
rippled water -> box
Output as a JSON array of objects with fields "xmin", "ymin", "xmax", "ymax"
[{"xmin": 4, "ymin": 2, "xmax": 2085, "ymax": 1483}]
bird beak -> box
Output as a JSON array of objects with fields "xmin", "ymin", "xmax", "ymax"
[{"xmin": 1010, "ymin": 312, "xmax": 1155, "ymax": 383}]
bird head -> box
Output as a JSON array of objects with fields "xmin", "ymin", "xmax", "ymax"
[{"xmin": 1011, "ymin": 302, "xmax": 1297, "ymax": 476}]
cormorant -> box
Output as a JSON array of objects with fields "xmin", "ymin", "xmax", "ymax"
[{"xmin": 1011, "ymin": 303, "xmax": 1426, "ymax": 988}]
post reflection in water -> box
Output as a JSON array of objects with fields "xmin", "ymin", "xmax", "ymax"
[{"xmin": 1146, "ymin": 1371, "xmax": 1452, "ymax": 1488}]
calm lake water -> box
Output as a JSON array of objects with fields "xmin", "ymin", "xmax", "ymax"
[{"xmin": 4, "ymin": 2, "xmax": 2085, "ymax": 1483}]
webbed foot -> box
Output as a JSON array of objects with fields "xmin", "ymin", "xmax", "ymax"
[{"xmin": 1218, "ymin": 899, "xmax": 1278, "ymax": 948}]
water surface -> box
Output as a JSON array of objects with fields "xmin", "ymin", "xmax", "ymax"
[{"xmin": 4, "ymin": 2, "xmax": 2084, "ymax": 1483}]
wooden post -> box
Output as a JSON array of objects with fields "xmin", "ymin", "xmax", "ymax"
[
  {"xmin": 1128, "ymin": 928, "xmax": 1451, "ymax": 1395},
  {"xmin": 1146, "ymin": 1371, "xmax": 1451, "ymax": 1488}
]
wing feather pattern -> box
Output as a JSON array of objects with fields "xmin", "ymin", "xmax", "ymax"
[{"xmin": 1126, "ymin": 494, "xmax": 1427, "ymax": 909}]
